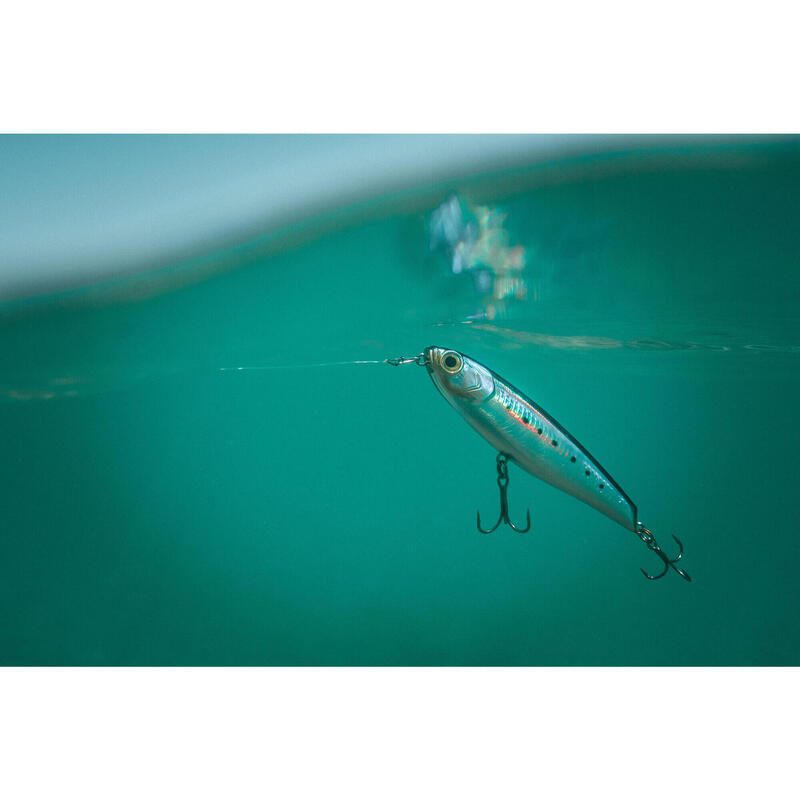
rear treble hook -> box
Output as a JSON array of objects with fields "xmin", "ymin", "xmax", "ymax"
[
  {"xmin": 477, "ymin": 453, "xmax": 531, "ymax": 534},
  {"xmin": 636, "ymin": 524, "xmax": 692, "ymax": 582}
]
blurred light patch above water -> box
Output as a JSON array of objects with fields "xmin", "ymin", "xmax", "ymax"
[{"xmin": 429, "ymin": 193, "xmax": 528, "ymax": 319}]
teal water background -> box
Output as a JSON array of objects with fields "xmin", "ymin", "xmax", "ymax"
[{"xmin": 2, "ymin": 139, "xmax": 799, "ymax": 665}]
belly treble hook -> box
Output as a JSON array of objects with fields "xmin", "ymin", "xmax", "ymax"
[{"xmin": 477, "ymin": 452, "xmax": 531, "ymax": 534}]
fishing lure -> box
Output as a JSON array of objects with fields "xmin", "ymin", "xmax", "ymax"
[{"xmin": 389, "ymin": 346, "xmax": 691, "ymax": 582}]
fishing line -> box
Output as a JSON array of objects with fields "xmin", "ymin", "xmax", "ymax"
[
  {"xmin": 219, "ymin": 359, "xmax": 389, "ymax": 372},
  {"xmin": 219, "ymin": 353, "xmax": 427, "ymax": 371}
]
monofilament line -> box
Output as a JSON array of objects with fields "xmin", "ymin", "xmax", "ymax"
[{"xmin": 219, "ymin": 359, "xmax": 387, "ymax": 372}]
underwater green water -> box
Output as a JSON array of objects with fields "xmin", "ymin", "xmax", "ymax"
[{"xmin": 2, "ymin": 140, "xmax": 799, "ymax": 665}]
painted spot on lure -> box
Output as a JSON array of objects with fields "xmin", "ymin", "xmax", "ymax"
[{"xmin": 419, "ymin": 345, "xmax": 691, "ymax": 582}]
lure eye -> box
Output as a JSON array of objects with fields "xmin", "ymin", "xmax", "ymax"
[{"xmin": 441, "ymin": 351, "xmax": 463, "ymax": 373}]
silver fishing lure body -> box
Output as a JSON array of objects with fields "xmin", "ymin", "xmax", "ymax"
[{"xmin": 424, "ymin": 345, "xmax": 638, "ymax": 532}]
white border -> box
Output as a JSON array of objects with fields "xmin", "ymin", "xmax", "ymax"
[
  {"xmin": 2, "ymin": 1, "xmax": 799, "ymax": 132},
  {"xmin": 1, "ymin": 668, "xmax": 797, "ymax": 799}
]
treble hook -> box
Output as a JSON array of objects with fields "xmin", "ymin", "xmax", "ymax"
[
  {"xmin": 477, "ymin": 453, "xmax": 531, "ymax": 534},
  {"xmin": 636, "ymin": 525, "xmax": 692, "ymax": 582}
]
